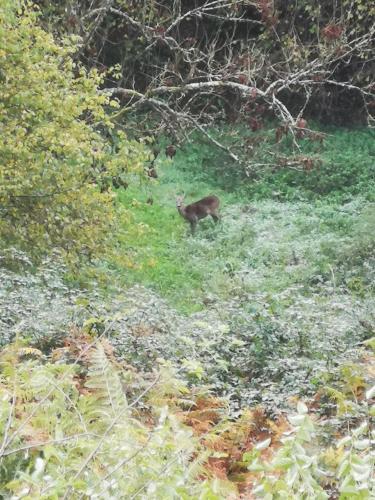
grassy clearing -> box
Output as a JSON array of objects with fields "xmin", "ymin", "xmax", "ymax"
[
  {"xmin": 113, "ymin": 128, "xmax": 374, "ymax": 315},
  {"xmin": 102, "ymin": 125, "xmax": 375, "ymax": 408},
  {"xmin": 115, "ymin": 164, "xmax": 239, "ymax": 312}
]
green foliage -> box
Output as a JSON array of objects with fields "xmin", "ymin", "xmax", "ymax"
[
  {"xmin": 244, "ymin": 387, "xmax": 375, "ymax": 499},
  {"xmin": 173, "ymin": 126, "xmax": 375, "ymax": 202},
  {"xmin": 0, "ymin": 1, "xmax": 147, "ymax": 263},
  {"xmin": 0, "ymin": 3, "xmax": 374, "ymax": 498},
  {"xmin": 3, "ymin": 125, "xmax": 374, "ymax": 413},
  {"xmin": 245, "ymin": 402, "xmax": 328, "ymax": 499},
  {"xmin": 336, "ymin": 421, "xmax": 375, "ymax": 499},
  {"xmin": 0, "ymin": 336, "xmax": 374, "ymax": 498},
  {"xmin": 0, "ymin": 121, "xmax": 373, "ymax": 496},
  {"xmin": 0, "ymin": 340, "xmax": 230, "ymax": 498},
  {"xmin": 2, "ymin": 246, "xmax": 368, "ymax": 413},
  {"xmin": 113, "ymin": 139, "xmax": 375, "ymax": 313},
  {"xmin": 0, "ymin": 249, "xmax": 84, "ymax": 348}
]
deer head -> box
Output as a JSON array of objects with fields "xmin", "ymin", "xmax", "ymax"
[{"xmin": 175, "ymin": 194, "xmax": 185, "ymax": 209}]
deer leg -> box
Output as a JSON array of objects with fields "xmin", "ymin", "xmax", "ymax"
[
  {"xmin": 211, "ymin": 214, "xmax": 219, "ymax": 223},
  {"xmin": 190, "ymin": 217, "xmax": 197, "ymax": 235}
]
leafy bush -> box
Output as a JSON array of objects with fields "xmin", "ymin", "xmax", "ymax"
[
  {"xmin": 244, "ymin": 385, "xmax": 375, "ymax": 499},
  {"xmin": 0, "ymin": 249, "xmax": 85, "ymax": 349},
  {"xmin": 108, "ymin": 285, "xmax": 373, "ymax": 413},
  {"xmin": 0, "ymin": 1, "xmax": 147, "ymax": 263}
]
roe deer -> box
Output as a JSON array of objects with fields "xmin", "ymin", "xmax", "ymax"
[{"xmin": 176, "ymin": 194, "xmax": 220, "ymax": 234}]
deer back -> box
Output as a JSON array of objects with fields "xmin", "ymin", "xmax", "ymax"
[{"xmin": 184, "ymin": 195, "xmax": 220, "ymax": 220}]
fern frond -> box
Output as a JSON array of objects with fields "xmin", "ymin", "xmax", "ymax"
[{"xmin": 83, "ymin": 341, "xmax": 128, "ymax": 421}]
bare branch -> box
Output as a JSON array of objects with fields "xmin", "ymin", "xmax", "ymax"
[{"xmin": 84, "ymin": 1, "xmax": 374, "ymax": 159}]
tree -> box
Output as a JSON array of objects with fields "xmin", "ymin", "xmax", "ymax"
[
  {"xmin": 0, "ymin": 0, "xmax": 148, "ymax": 263},
  {"xmin": 33, "ymin": 0, "xmax": 375, "ymax": 162}
]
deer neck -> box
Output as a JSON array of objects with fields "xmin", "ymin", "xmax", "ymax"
[{"xmin": 177, "ymin": 204, "xmax": 187, "ymax": 219}]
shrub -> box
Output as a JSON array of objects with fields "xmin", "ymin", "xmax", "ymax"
[
  {"xmin": 244, "ymin": 386, "xmax": 375, "ymax": 499},
  {"xmin": 0, "ymin": 1, "xmax": 147, "ymax": 263},
  {"xmin": 0, "ymin": 249, "xmax": 83, "ymax": 349}
]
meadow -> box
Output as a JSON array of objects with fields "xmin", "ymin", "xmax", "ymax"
[{"xmin": 99, "ymin": 126, "xmax": 375, "ymax": 411}]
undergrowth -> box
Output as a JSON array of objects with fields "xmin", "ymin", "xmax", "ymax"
[
  {"xmin": 1, "ymin": 123, "xmax": 374, "ymax": 497},
  {"xmin": 0, "ymin": 336, "xmax": 232, "ymax": 498},
  {"xmin": 0, "ymin": 329, "xmax": 373, "ymax": 498},
  {"xmin": 1, "ymin": 255, "xmax": 372, "ymax": 411},
  {"xmin": 90, "ymin": 124, "xmax": 375, "ymax": 410},
  {"xmin": 172, "ymin": 125, "xmax": 375, "ymax": 202}
]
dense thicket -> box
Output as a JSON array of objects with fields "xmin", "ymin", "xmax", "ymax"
[{"xmin": 35, "ymin": 0, "xmax": 374, "ymax": 132}]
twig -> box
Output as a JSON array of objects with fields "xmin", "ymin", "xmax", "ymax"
[
  {"xmin": 2, "ymin": 433, "xmax": 95, "ymax": 457},
  {"xmin": 0, "ymin": 381, "xmax": 17, "ymax": 460}
]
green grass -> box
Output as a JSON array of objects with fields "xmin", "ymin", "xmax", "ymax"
[
  {"xmin": 110, "ymin": 126, "xmax": 374, "ymax": 314},
  {"xmin": 170, "ymin": 125, "xmax": 375, "ymax": 202},
  {"xmin": 114, "ymin": 165, "xmax": 239, "ymax": 312}
]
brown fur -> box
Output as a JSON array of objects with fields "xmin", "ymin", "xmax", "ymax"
[{"xmin": 176, "ymin": 195, "xmax": 220, "ymax": 234}]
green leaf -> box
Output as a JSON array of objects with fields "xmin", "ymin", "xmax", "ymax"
[
  {"xmin": 353, "ymin": 439, "xmax": 370, "ymax": 451},
  {"xmin": 288, "ymin": 414, "xmax": 306, "ymax": 426}
]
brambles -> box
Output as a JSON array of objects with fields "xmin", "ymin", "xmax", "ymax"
[{"xmin": 0, "ymin": 303, "xmax": 373, "ymax": 497}]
